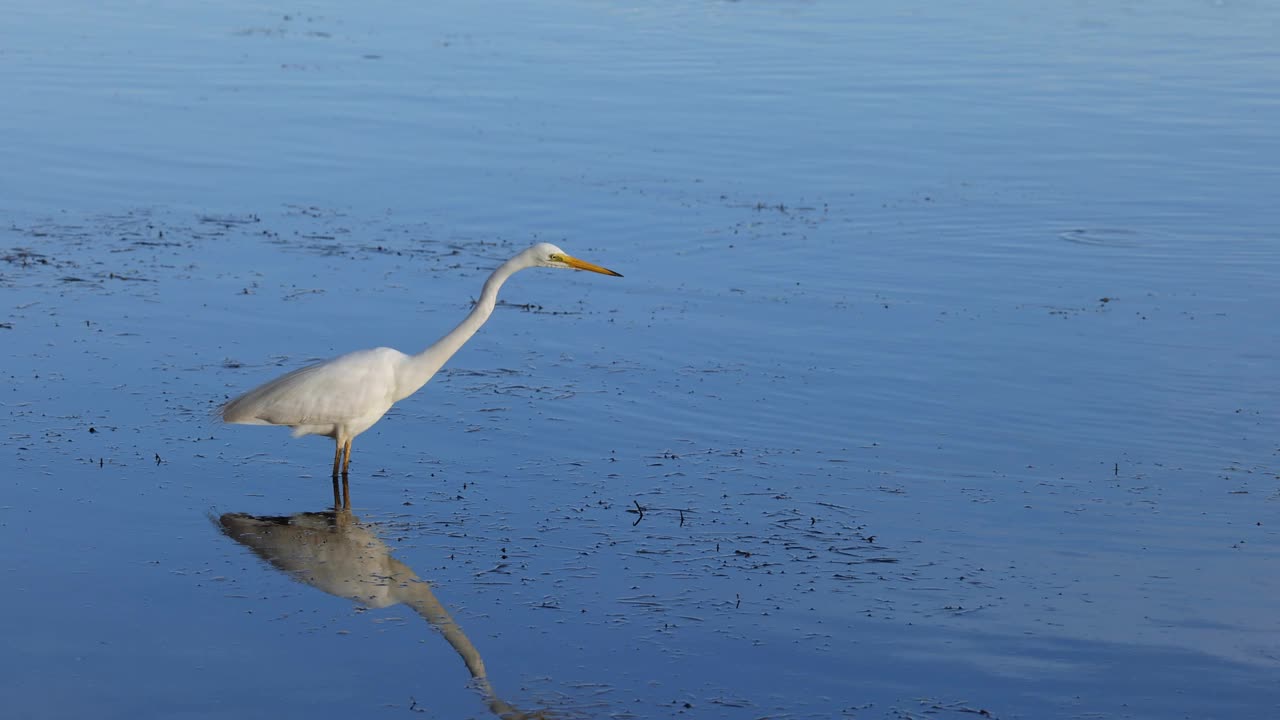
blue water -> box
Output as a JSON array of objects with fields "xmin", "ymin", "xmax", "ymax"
[{"xmin": 3, "ymin": 1, "xmax": 1279, "ymax": 718}]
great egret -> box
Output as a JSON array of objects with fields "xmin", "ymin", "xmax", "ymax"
[{"xmin": 221, "ymin": 242, "xmax": 621, "ymax": 497}]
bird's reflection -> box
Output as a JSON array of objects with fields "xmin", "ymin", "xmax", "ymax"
[{"xmin": 216, "ymin": 509, "xmax": 549, "ymax": 720}]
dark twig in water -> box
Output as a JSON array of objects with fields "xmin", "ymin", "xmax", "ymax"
[
  {"xmin": 628, "ymin": 499, "xmax": 646, "ymax": 526},
  {"xmin": 625, "ymin": 502, "xmax": 696, "ymax": 527},
  {"xmin": 495, "ymin": 299, "xmax": 581, "ymax": 315},
  {"xmin": 929, "ymin": 700, "xmax": 994, "ymax": 717}
]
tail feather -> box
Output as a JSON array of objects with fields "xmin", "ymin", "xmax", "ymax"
[{"xmin": 219, "ymin": 362, "xmax": 324, "ymax": 425}]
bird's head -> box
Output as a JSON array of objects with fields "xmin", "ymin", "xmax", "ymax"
[{"xmin": 528, "ymin": 242, "xmax": 623, "ymax": 277}]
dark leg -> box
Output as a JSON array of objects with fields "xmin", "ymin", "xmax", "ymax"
[
  {"xmin": 331, "ymin": 441, "xmax": 342, "ymax": 479},
  {"xmin": 341, "ymin": 438, "xmax": 352, "ymax": 509}
]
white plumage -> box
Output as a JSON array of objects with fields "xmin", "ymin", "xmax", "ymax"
[{"xmin": 220, "ymin": 242, "xmax": 621, "ymax": 492}]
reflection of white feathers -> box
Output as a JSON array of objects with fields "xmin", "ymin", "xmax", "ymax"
[
  {"xmin": 218, "ymin": 511, "xmax": 550, "ymax": 719},
  {"xmin": 219, "ymin": 511, "xmax": 414, "ymax": 608}
]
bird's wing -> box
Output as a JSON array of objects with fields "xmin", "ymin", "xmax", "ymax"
[
  {"xmin": 221, "ymin": 363, "xmax": 319, "ymax": 423},
  {"xmin": 221, "ymin": 349, "xmax": 403, "ymax": 427}
]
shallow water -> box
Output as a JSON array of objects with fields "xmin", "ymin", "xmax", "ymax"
[{"xmin": 3, "ymin": 1, "xmax": 1279, "ymax": 718}]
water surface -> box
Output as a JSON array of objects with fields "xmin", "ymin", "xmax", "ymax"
[{"xmin": 3, "ymin": 1, "xmax": 1279, "ymax": 718}]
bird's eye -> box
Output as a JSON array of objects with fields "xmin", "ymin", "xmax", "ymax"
[{"xmin": 548, "ymin": 253, "xmax": 564, "ymax": 262}]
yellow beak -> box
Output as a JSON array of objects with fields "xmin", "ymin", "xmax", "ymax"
[{"xmin": 563, "ymin": 255, "xmax": 623, "ymax": 277}]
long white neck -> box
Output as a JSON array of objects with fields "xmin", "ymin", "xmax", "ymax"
[{"xmin": 393, "ymin": 255, "xmax": 527, "ymax": 401}]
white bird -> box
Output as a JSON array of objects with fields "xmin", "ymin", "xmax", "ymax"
[{"xmin": 221, "ymin": 242, "xmax": 621, "ymax": 499}]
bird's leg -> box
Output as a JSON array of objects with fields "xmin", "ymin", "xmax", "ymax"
[
  {"xmin": 331, "ymin": 440, "xmax": 343, "ymax": 508},
  {"xmin": 341, "ymin": 438, "xmax": 353, "ymax": 509}
]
